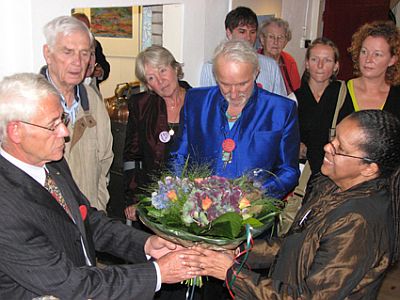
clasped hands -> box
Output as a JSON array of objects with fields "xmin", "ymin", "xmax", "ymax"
[{"xmin": 144, "ymin": 236, "xmax": 235, "ymax": 283}]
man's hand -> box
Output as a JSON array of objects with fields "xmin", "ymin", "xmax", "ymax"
[
  {"xmin": 144, "ymin": 236, "xmax": 181, "ymax": 259},
  {"xmin": 93, "ymin": 64, "xmax": 104, "ymax": 79},
  {"xmin": 157, "ymin": 249, "xmax": 203, "ymax": 284}
]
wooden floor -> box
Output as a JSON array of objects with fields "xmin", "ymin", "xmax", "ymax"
[{"xmin": 378, "ymin": 262, "xmax": 400, "ymax": 299}]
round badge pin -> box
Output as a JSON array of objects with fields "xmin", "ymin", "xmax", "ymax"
[
  {"xmin": 168, "ymin": 128, "xmax": 175, "ymax": 136},
  {"xmin": 159, "ymin": 131, "xmax": 171, "ymax": 143},
  {"xmin": 222, "ymin": 138, "xmax": 236, "ymax": 152}
]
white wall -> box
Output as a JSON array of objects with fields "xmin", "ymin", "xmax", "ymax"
[
  {"xmin": 1, "ymin": 0, "xmax": 230, "ymax": 95},
  {"xmin": 282, "ymin": 0, "xmax": 323, "ymax": 74},
  {"xmin": 232, "ymin": 0, "xmax": 324, "ymax": 76},
  {"xmin": 232, "ymin": 0, "xmax": 282, "ymax": 16},
  {"xmin": 1, "ymin": 0, "xmax": 324, "ymax": 94}
]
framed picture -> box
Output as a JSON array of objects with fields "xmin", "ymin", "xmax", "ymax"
[
  {"xmin": 91, "ymin": 7, "xmax": 133, "ymax": 38},
  {"xmin": 73, "ymin": 6, "xmax": 141, "ymax": 58}
]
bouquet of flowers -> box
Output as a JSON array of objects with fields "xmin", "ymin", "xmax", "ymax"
[{"xmin": 137, "ymin": 170, "xmax": 283, "ymax": 250}]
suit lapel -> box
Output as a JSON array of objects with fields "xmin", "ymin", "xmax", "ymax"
[
  {"xmin": 0, "ymin": 156, "xmax": 95, "ymax": 265},
  {"xmin": 47, "ymin": 162, "xmax": 96, "ymax": 265},
  {"xmin": 0, "ymin": 156, "xmax": 71, "ymax": 220}
]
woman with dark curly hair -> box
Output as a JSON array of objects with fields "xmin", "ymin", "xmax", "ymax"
[
  {"xmin": 343, "ymin": 20, "xmax": 400, "ymax": 120},
  {"xmin": 184, "ymin": 110, "xmax": 400, "ymax": 299}
]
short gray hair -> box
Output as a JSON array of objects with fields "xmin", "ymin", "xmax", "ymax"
[
  {"xmin": 260, "ymin": 17, "xmax": 292, "ymax": 42},
  {"xmin": 0, "ymin": 73, "xmax": 59, "ymax": 140},
  {"xmin": 135, "ymin": 45, "xmax": 183, "ymax": 87},
  {"xmin": 43, "ymin": 16, "xmax": 94, "ymax": 49},
  {"xmin": 212, "ymin": 39, "xmax": 259, "ymax": 80}
]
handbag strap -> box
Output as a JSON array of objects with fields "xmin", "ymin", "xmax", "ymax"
[
  {"xmin": 299, "ymin": 81, "xmax": 347, "ymax": 194},
  {"xmin": 331, "ymin": 80, "xmax": 346, "ymax": 129}
]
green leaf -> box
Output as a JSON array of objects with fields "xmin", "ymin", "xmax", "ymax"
[
  {"xmin": 242, "ymin": 217, "xmax": 264, "ymax": 228},
  {"xmin": 204, "ymin": 212, "xmax": 242, "ymax": 238}
]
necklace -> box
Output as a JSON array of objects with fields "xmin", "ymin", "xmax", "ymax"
[
  {"xmin": 168, "ymin": 122, "xmax": 178, "ymax": 136},
  {"xmin": 166, "ymin": 87, "xmax": 185, "ymax": 136},
  {"xmin": 226, "ymin": 111, "xmax": 241, "ymax": 121}
]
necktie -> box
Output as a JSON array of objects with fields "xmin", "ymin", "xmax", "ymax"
[{"xmin": 44, "ymin": 171, "xmax": 72, "ymax": 218}]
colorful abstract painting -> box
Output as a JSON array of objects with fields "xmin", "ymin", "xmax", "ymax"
[{"xmin": 91, "ymin": 7, "xmax": 133, "ymax": 38}]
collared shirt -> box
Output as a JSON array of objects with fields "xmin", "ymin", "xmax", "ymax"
[{"xmin": 46, "ymin": 69, "xmax": 80, "ymax": 124}]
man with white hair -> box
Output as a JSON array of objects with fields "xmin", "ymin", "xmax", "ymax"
[
  {"xmin": 41, "ymin": 16, "xmax": 113, "ymax": 211},
  {"xmin": 171, "ymin": 39, "xmax": 300, "ymax": 199},
  {"xmin": 0, "ymin": 73, "xmax": 199, "ymax": 299}
]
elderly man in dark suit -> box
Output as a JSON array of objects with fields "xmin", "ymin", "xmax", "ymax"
[{"xmin": 0, "ymin": 73, "xmax": 199, "ymax": 299}]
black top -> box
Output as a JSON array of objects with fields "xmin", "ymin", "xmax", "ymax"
[
  {"xmin": 341, "ymin": 82, "xmax": 400, "ymax": 122},
  {"xmin": 296, "ymin": 80, "xmax": 352, "ymax": 174}
]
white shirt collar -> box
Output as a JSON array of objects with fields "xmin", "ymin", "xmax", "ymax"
[{"xmin": 0, "ymin": 147, "xmax": 46, "ymax": 186}]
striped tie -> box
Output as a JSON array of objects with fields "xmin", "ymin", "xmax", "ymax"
[{"xmin": 44, "ymin": 171, "xmax": 72, "ymax": 218}]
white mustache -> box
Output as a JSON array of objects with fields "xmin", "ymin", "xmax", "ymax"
[{"xmin": 225, "ymin": 93, "xmax": 247, "ymax": 103}]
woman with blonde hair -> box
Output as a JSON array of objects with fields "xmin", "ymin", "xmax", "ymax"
[
  {"xmin": 123, "ymin": 45, "xmax": 191, "ymax": 221},
  {"xmin": 296, "ymin": 37, "xmax": 352, "ymax": 175}
]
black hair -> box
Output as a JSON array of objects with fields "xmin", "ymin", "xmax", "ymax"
[
  {"xmin": 225, "ymin": 6, "xmax": 258, "ymax": 32},
  {"xmin": 349, "ymin": 109, "xmax": 400, "ymax": 263}
]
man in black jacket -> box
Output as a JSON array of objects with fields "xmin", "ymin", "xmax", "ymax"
[{"xmin": 0, "ymin": 72, "xmax": 199, "ymax": 299}]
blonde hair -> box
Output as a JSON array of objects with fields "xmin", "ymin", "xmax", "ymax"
[{"xmin": 135, "ymin": 45, "xmax": 183, "ymax": 88}]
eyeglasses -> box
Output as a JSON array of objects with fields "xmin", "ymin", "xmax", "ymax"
[
  {"xmin": 328, "ymin": 128, "xmax": 374, "ymax": 163},
  {"xmin": 19, "ymin": 112, "xmax": 70, "ymax": 132},
  {"xmin": 266, "ymin": 34, "xmax": 286, "ymax": 43},
  {"xmin": 328, "ymin": 142, "xmax": 375, "ymax": 162}
]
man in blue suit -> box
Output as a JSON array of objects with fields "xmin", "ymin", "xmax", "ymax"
[
  {"xmin": 171, "ymin": 40, "xmax": 300, "ymax": 199},
  {"xmin": 0, "ymin": 73, "xmax": 199, "ymax": 299}
]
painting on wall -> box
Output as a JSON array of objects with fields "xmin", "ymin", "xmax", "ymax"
[{"xmin": 91, "ymin": 7, "xmax": 133, "ymax": 38}]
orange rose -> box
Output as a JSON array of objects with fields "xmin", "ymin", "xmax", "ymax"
[
  {"xmin": 194, "ymin": 178, "xmax": 204, "ymax": 184},
  {"xmin": 167, "ymin": 190, "xmax": 178, "ymax": 202},
  {"xmin": 239, "ymin": 197, "xmax": 251, "ymax": 209},
  {"xmin": 202, "ymin": 196, "xmax": 213, "ymax": 210}
]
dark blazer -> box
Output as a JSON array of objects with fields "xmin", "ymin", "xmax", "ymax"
[
  {"xmin": 123, "ymin": 81, "xmax": 191, "ymax": 205},
  {"xmin": 0, "ymin": 156, "xmax": 157, "ymax": 299}
]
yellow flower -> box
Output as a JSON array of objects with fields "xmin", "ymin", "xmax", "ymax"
[
  {"xmin": 239, "ymin": 197, "xmax": 251, "ymax": 209},
  {"xmin": 167, "ymin": 190, "xmax": 178, "ymax": 202},
  {"xmin": 202, "ymin": 196, "xmax": 213, "ymax": 210}
]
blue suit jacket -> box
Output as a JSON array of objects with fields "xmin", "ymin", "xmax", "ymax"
[{"xmin": 170, "ymin": 85, "xmax": 300, "ymax": 199}]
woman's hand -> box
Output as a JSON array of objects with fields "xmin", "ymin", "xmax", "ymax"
[{"xmin": 181, "ymin": 246, "xmax": 235, "ymax": 280}]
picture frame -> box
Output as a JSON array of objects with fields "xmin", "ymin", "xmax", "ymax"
[{"xmin": 73, "ymin": 6, "xmax": 141, "ymax": 58}]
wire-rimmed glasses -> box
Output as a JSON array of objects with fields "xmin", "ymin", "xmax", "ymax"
[{"xmin": 19, "ymin": 112, "xmax": 70, "ymax": 132}]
